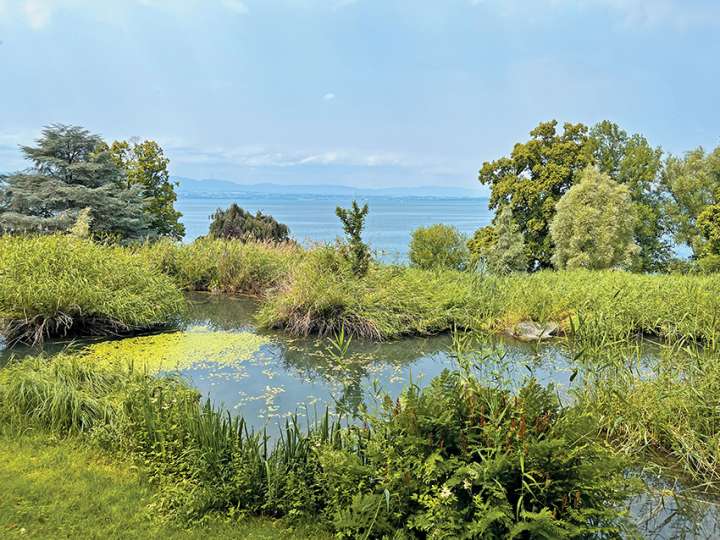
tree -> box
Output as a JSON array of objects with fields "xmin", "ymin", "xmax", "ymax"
[
  {"xmin": 475, "ymin": 207, "xmax": 527, "ymax": 275},
  {"xmin": 661, "ymin": 146, "xmax": 720, "ymax": 259},
  {"xmin": 336, "ymin": 200, "xmax": 370, "ymax": 277},
  {"xmin": 409, "ymin": 224, "xmax": 469, "ymax": 271},
  {"xmin": 106, "ymin": 139, "xmax": 185, "ymax": 239},
  {"xmin": 208, "ymin": 203, "xmax": 290, "ymax": 242},
  {"xmin": 0, "ymin": 124, "xmax": 151, "ymax": 241},
  {"xmin": 478, "ymin": 121, "xmax": 593, "ymax": 269},
  {"xmin": 588, "ymin": 121, "xmax": 670, "ymax": 271},
  {"xmin": 550, "ymin": 167, "xmax": 639, "ymax": 270}
]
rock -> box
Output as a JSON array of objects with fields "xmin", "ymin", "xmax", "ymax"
[{"xmin": 507, "ymin": 321, "xmax": 560, "ymax": 342}]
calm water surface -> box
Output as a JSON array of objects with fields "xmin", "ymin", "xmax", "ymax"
[{"xmin": 176, "ymin": 193, "xmax": 492, "ymax": 262}]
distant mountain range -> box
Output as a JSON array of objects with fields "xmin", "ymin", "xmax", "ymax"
[{"xmin": 174, "ymin": 177, "xmax": 486, "ymax": 199}]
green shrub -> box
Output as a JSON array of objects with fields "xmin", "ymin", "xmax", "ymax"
[
  {"xmin": 409, "ymin": 224, "xmax": 469, "ymax": 271},
  {"xmin": 208, "ymin": 203, "xmax": 290, "ymax": 242},
  {"xmin": 0, "ymin": 235, "xmax": 185, "ymax": 345}
]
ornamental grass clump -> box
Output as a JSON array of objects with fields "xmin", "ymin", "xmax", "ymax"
[{"xmin": 0, "ymin": 235, "xmax": 185, "ymax": 346}]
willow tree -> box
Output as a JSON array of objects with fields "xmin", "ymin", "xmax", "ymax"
[
  {"xmin": 0, "ymin": 124, "xmax": 150, "ymax": 240},
  {"xmin": 550, "ymin": 167, "xmax": 639, "ymax": 270}
]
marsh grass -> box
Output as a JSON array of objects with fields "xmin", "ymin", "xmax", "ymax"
[
  {"xmin": 580, "ymin": 343, "xmax": 720, "ymax": 491},
  {"xmin": 258, "ymin": 246, "xmax": 720, "ymax": 346},
  {"xmin": 137, "ymin": 237, "xmax": 301, "ymax": 296},
  {"xmin": 0, "ymin": 235, "xmax": 185, "ymax": 346}
]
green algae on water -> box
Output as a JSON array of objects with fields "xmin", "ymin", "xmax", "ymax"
[{"xmin": 83, "ymin": 328, "xmax": 270, "ymax": 373}]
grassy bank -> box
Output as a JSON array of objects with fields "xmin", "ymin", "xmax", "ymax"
[
  {"xmin": 0, "ymin": 430, "xmax": 331, "ymax": 539},
  {"xmin": 0, "ymin": 353, "xmax": 638, "ymax": 537},
  {"xmin": 257, "ymin": 247, "xmax": 720, "ymax": 344},
  {"xmin": 0, "ymin": 235, "xmax": 185, "ymax": 346}
]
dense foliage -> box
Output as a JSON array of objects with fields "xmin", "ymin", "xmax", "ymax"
[
  {"xmin": 0, "ymin": 125, "xmax": 150, "ymax": 241},
  {"xmin": 208, "ymin": 203, "xmax": 290, "ymax": 243},
  {"xmin": 470, "ymin": 207, "xmax": 527, "ymax": 275},
  {"xmin": 479, "ymin": 121, "xmax": 592, "ymax": 270},
  {"xmin": 136, "ymin": 237, "xmax": 300, "ymax": 296},
  {"xmin": 0, "ymin": 354, "xmax": 638, "ymax": 537},
  {"xmin": 0, "ymin": 125, "xmax": 185, "ymax": 242},
  {"xmin": 550, "ymin": 167, "xmax": 639, "ymax": 270},
  {"xmin": 409, "ymin": 224, "xmax": 469, "ymax": 271},
  {"xmin": 0, "ymin": 235, "xmax": 185, "ymax": 345},
  {"xmin": 106, "ymin": 139, "xmax": 185, "ymax": 239},
  {"xmin": 335, "ymin": 200, "xmax": 371, "ymax": 277},
  {"xmin": 258, "ymin": 244, "xmax": 720, "ymax": 344}
]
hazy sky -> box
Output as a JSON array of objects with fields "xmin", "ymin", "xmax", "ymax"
[{"xmin": 1, "ymin": 0, "xmax": 718, "ymax": 189}]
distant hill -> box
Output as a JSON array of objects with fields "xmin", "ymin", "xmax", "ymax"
[{"xmin": 174, "ymin": 177, "xmax": 486, "ymax": 199}]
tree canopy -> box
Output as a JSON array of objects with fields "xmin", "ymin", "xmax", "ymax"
[
  {"xmin": 208, "ymin": 203, "xmax": 290, "ymax": 243},
  {"xmin": 550, "ymin": 167, "xmax": 639, "ymax": 270},
  {"xmin": 106, "ymin": 139, "xmax": 185, "ymax": 239},
  {"xmin": 0, "ymin": 124, "xmax": 150, "ymax": 240},
  {"xmin": 661, "ymin": 146, "xmax": 720, "ymax": 259},
  {"xmin": 478, "ymin": 121, "xmax": 593, "ymax": 270},
  {"xmin": 0, "ymin": 124, "xmax": 185, "ymax": 242}
]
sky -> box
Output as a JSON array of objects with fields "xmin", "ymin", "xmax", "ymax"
[{"xmin": 0, "ymin": 0, "xmax": 719, "ymax": 190}]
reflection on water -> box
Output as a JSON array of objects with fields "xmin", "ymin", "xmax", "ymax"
[{"xmin": 1, "ymin": 291, "xmax": 719, "ymax": 538}]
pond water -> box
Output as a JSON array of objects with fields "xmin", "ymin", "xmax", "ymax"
[{"xmin": 2, "ymin": 292, "xmax": 719, "ymax": 538}]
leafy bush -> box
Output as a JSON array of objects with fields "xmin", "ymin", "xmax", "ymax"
[
  {"xmin": 0, "ymin": 352, "xmax": 638, "ymax": 536},
  {"xmin": 208, "ymin": 203, "xmax": 289, "ymax": 242},
  {"xmin": 409, "ymin": 224, "xmax": 469, "ymax": 271},
  {"xmin": 0, "ymin": 235, "xmax": 185, "ymax": 345}
]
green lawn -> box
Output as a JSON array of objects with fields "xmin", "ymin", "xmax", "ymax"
[{"xmin": 0, "ymin": 430, "xmax": 331, "ymax": 539}]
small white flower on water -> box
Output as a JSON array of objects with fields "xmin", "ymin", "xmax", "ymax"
[{"xmin": 440, "ymin": 485, "xmax": 452, "ymax": 500}]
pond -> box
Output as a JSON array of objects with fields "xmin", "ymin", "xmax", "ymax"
[{"xmin": 2, "ymin": 292, "xmax": 719, "ymax": 538}]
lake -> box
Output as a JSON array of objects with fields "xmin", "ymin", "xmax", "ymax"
[{"xmin": 176, "ymin": 193, "xmax": 492, "ymax": 262}]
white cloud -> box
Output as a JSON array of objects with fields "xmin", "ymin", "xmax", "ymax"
[
  {"xmin": 220, "ymin": 0, "xmax": 248, "ymax": 15},
  {"xmin": 323, "ymin": 92, "xmax": 336, "ymax": 101},
  {"xmin": 22, "ymin": 0, "xmax": 52, "ymax": 29}
]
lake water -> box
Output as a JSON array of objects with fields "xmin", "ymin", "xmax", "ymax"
[{"xmin": 176, "ymin": 193, "xmax": 492, "ymax": 262}]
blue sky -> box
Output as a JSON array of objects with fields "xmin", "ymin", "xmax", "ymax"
[{"xmin": 0, "ymin": 0, "xmax": 718, "ymax": 190}]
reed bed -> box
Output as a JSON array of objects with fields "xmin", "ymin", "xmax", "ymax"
[
  {"xmin": 0, "ymin": 235, "xmax": 185, "ymax": 346},
  {"xmin": 136, "ymin": 237, "xmax": 301, "ymax": 296},
  {"xmin": 258, "ymin": 247, "xmax": 720, "ymax": 345}
]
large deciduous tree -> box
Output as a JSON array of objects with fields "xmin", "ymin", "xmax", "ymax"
[
  {"xmin": 0, "ymin": 124, "xmax": 150, "ymax": 240},
  {"xmin": 106, "ymin": 139, "xmax": 185, "ymax": 239},
  {"xmin": 550, "ymin": 167, "xmax": 639, "ymax": 270},
  {"xmin": 661, "ymin": 146, "xmax": 720, "ymax": 259},
  {"xmin": 588, "ymin": 121, "xmax": 669, "ymax": 272},
  {"xmin": 478, "ymin": 121, "xmax": 592, "ymax": 270}
]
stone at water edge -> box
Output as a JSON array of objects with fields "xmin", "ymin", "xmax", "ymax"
[{"xmin": 507, "ymin": 321, "xmax": 560, "ymax": 342}]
